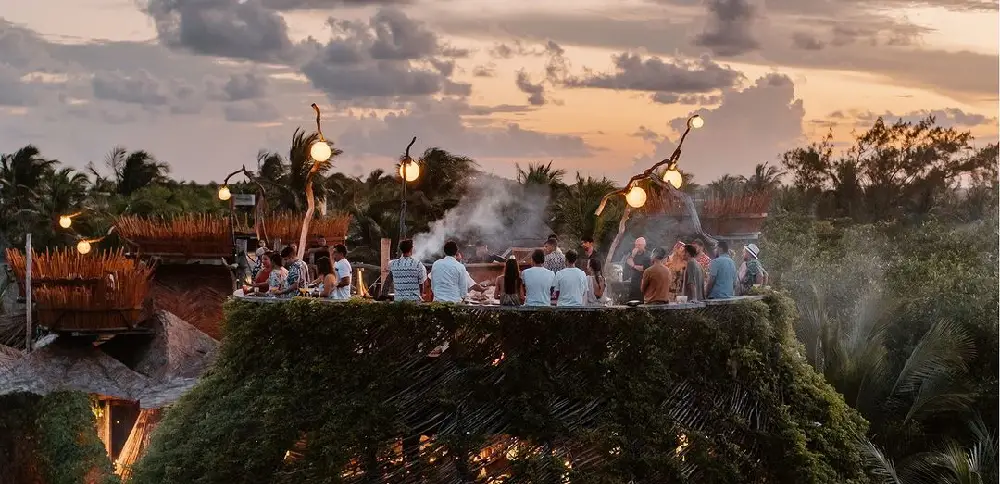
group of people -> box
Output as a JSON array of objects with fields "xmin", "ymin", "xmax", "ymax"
[
  {"xmin": 385, "ymin": 235, "xmax": 608, "ymax": 306},
  {"xmin": 624, "ymin": 236, "xmax": 767, "ymax": 304},
  {"xmin": 243, "ymin": 237, "xmax": 354, "ymax": 300}
]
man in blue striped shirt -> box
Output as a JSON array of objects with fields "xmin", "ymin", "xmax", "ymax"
[{"xmin": 389, "ymin": 239, "xmax": 427, "ymax": 302}]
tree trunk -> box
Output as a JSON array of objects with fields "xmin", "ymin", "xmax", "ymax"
[{"xmin": 296, "ymin": 168, "xmax": 320, "ymax": 261}]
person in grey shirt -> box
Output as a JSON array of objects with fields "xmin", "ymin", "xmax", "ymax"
[
  {"xmin": 682, "ymin": 244, "xmax": 704, "ymax": 301},
  {"xmin": 706, "ymin": 241, "xmax": 737, "ymax": 299}
]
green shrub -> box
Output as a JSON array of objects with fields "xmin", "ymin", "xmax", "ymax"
[
  {"xmin": 132, "ymin": 295, "xmax": 871, "ymax": 483},
  {"xmin": 0, "ymin": 392, "xmax": 118, "ymax": 484}
]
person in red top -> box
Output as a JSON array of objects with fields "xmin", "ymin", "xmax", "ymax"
[
  {"xmin": 243, "ymin": 251, "xmax": 273, "ymax": 294},
  {"xmin": 692, "ymin": 239, "xmax": 712, "ymax": 274}
]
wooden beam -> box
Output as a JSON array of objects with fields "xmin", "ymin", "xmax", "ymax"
[{"xmin": 380, "ymin": 238, "xmax": 391, "ymax": 288}]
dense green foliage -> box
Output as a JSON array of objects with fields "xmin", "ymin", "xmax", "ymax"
[
  {"xmin": 0, "ymin": 392, "xmax": 119, "ymax": 484},
  {"xmin": 760, "ymin": 213, "xmax": 998, "ymax": 481},
  {"xmin": 132, "ymin": 295, "xmax": 871, "ymax": 483}
]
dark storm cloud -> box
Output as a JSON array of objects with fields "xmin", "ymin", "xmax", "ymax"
[
  {"xmin": 515, "ymin": 70, "xmax": 546, "ymax": 106},
  {"xmin": 431, "ymin": 10, "xmax": 997, "ymax": 101},
  {"xmin": 92, "ymin": 71, "xmax": 170, "ymax": 105},
  {"xmin": 693, "ymin": 0, "xmax": 759, "ymax": 57},
  {"xmin": 209, "ymin": 73, "xmax": 269, "ymax": 101},
  {"xmin": 224, "ymin": 100, "xmax": 282, "ymax": 122},
  {"xmin": 564, "ymin": 52, "xmax": 743, "ymax": 102},
  {"xmin": 144, "ymin": 0, "xmax": 296, "ymax": 63},
  {"xmin": 300, "ymin": 8, "xmax": 463, "ymax": 100},
  {"xmin": 262, "ymin": 0, "xmax": 413, "ymax": 9}
]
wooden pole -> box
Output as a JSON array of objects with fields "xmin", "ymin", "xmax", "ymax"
[
  {"xmin": 25, "ymin": 233, "xmax": 32, "ymax": 353},
  {"xmin": 603, "ymin": 207, "xmax": 631, "ymax": 272},
  {"xmin": 380, "ymin": 238, "xmax": 390, "ymax": 286}
]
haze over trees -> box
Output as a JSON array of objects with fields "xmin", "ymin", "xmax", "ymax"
[{"xmin": 0, "ymin": 115, "xmax": 996, "ymax": 482}]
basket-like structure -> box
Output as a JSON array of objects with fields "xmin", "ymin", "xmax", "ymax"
[
  {"xmin": 264, "ymin": 212, "xmax": 351, "ymax": 246},
  {"xmin": 116, "ymin": 214, "xmax": 246, "ymax": 258},
  {"xmin": 4, "ymin": 248, "xmax": 154, "ymax": 331},
  {"xmin": 700, "ymin": 191, "xmax": 772, "ymax": 236}
]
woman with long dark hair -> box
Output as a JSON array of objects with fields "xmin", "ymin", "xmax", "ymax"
[
  {"xmin": 494, "ymin": 257, "xmax": 524, "ymax": 306},
  {"xmin": 585, "ymin": 257, "xmax": 609, "ymax": 306}
]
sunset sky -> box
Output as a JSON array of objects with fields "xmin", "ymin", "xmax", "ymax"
[{"xmin": 1, "ymin": 0, "xmax": 997, "ymax": 184}]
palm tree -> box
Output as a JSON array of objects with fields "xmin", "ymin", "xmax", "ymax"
[
  {"xmin": 800, "ymin": 284, "xmax": 985, "ymax": 480},
  {"xmin": 745, "ymin": 162, "xmax": 785, "ymax": 193},
  {"xmin": 552, "ymin": 173, "xmax": 619, "ymax": 244},
  {"xmin": 517, "ymin": 161, "xmax": 566, "ymax": 192},
  {"xmin": 707, "ymin": 174, "xmax": 747, "ymax": 198},
  {"xmin": 0, "ymin": 146, "xmax": 58, "ymax": 247},
  {"xmin": 94, "ymin": 146, "xmax": 170, "ymax": 196},
  {"xmin": 0, "ymin": 145, "xmax": 57, "ymax": 210}
]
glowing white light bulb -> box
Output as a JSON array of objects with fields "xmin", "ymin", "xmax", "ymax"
[
  {"xmin": 310, "ymin": 141, "xmax": 332, "ymax": 162},
  {"xmin": 398, "ymin": 161, "xmax": 420, "ymax": 182},
  {"xmin": 688, "ymin": 115, "xmax": 704, "ymax": 129},
  {"xmin": 77, "ymin": 240, "xmax": 92, "ymax": 255},
  {"xmin": 662, "ymin": 169, "xmax": 683, "ymax": 189},
  {"xmin": 59, "ymin": 215, "xmax": 72, "ymax": 228},
  {"xmin": 625, "ymin": 186, "xmax": 647, "ymax": 208},
  {"xmin": 218, "ymin": 185, "xmax": 232, "ymax": 201}
]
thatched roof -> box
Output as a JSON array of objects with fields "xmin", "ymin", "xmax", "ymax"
[
  {"xmin": 0, "ymin": 310, "xmax": 218, "ymax": 409},
  {"xmin": 0, "ymin": 344, "xmax": 22, "ymax": 372},
  {"xmin": 0, "ymin": 340, "xmax": 151, "ymax": 401}
]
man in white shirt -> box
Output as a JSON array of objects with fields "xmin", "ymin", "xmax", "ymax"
[
  {"xmin": 521, "ymin": 249, "xmax": 556, "ymax": 307},
  {"xmin": 554, "ymin": 249, "xmax": 588, "ymax": 307},
  {"xmin": 431, "ymin": 241, "xmax": 486, "ymax": 303},
  {"xmin": 389, "ymin": 239, "xmax": 427, "ymax": 302},
  {"xmin": 329, "ymin": 244, "xmax": 352, "ymax": 300}
]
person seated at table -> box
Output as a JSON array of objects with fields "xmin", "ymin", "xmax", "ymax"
[
  {"xmin": 267, "ymin": 253, "xmax": 289, "ymax": 295},
  {"xmin": 431, "ymin": 241, "xmax": 487, "ymax": 303},
  {"xmin": 706, "ymin": 241, "xmax": 737, "ymax": 299},
  {"xmin": 585, "ymin": 257, "xmax": 609, "ymax": 306},
  {"xmin": 554, "ymin": 250, "xmax": 588, "ymax": 307},
  {"xmin": 328, "ymin": 244, "xmax": 353, "ymax": 300},
  {"xmin": 315, "ymin": 257, "xmax": 337, "ymax": 298},
  {"xmin": 641, "ymin": 247, "xmax": 674, "ymax": 304},
  {"xmin": 522, "ymin": 249, "xmax": 555, "ymax": 307},
  {"xmin": 276, "ymin": 246, "xmax": 310, "ymax": 297},
  {"xmin": 389, "ymin": 239, "xmax": 427, "ymax": 302},
  {"xmin": 494, "ymin": 257, "xmax": 525, "ymax": 306},
  {"xmin": 244, "ymin": 249, "xmax": 273, "ymax": 294}
]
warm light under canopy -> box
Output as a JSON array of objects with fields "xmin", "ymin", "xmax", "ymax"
[
  {"xmin": 58, "ymin": 215, "xmax": 72, "ymax": 228},
  {"xmin": 310, "ymin": 141, "xmax": 333, "ymax": 162},
  {"xmin": 398, "ymin": 161, "xmax": 420, "ymax": 182},
  {"xmin": 217, "ymin": 185, "xmax": 232, "ymax": 201},
  {"xmin": 662, "ymin": 169, "xmax": 683, "ymax": 189},
  {"xmin": 76, "ymin": 240, "xmax": 92, "ymax": 255},
  {"xmin": 625, "ymin": 186, "xmax": 647, "ymax": 208}
]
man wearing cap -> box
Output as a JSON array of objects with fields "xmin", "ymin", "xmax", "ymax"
[{"xmin": 737, "ymin": 243, "xmax": 767, "ymax": 295}]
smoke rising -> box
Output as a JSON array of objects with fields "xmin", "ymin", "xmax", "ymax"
[{"xmin": 412, "ymin": 176, "xmax": 551, "ymax": 261}]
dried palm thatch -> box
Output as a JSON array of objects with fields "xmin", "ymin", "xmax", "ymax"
[
  {"xmin": 148, "ymin": 264, "xmax": 232, "ymax": 340},
  {"xmin": 0, "ymin": 344, "xmax": 22, "ymax": 372},
  {"xmin": 0, "ymin": 311, "xmax": 218, "ymax": 408},
  {"xmin": 265, "ymin": 212, "xmax": 350, "ymax": 245},
  {"xmin": 5, "ymin": 248, "xmax": 135, "ymax": 285},
  {"xmin": 116, "ymin": 214, "xmax": 247, "ymax": 257},
  {"xmin": 701, "ymin": 191, "xmax": 772, "ymax": 235},
  {"xmin": 4, "ymin": 248, "xmax": 155, "ymax": 331},
  {"xmin": 115, "ymin": 409, "xmax": 163, "ymax": 482},
  {"xmin": 643, "ymin": 187, "xmax": 690, "ymax": 216},
  {"xmin": 0, "ymin": 340, "xmax": 151, "ymax": 401}
]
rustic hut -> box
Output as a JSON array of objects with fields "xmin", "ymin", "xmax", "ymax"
[{"xmin": 0, "ymin": 310, "xmax": 218, "ymax": 478}]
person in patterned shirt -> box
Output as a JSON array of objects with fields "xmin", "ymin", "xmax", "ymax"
[
  {"xmin": 389, "ymin": 239, "xmax": 427, "ymax": 302},
  {"xmin": 278, "ymin": 246, "xmax": 310, "ymax": 297}
]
